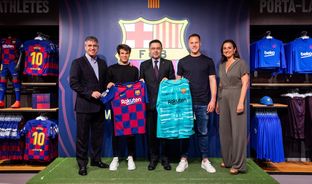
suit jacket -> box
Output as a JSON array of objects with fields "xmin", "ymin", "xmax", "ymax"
[
  {"xmin": 70, "ymin": 55, "xmax": 107, "ymax": 113},
  {"xmin": 140, "ymin": 58, "xmax": 175, "ymax": 110}
]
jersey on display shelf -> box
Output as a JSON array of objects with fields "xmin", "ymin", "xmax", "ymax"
[
  {"xmin": 0, "ymin": 140, "xmax": 24, "ymax": 160},
  {"xmin": 251, "ymin": 111, "xmax": 285, "ymax": 163},
  {"xmin": 0, "ymin": 120, "xmax": 19, "ymax": 139},
  {"xmin": 22, "ymin": 39, "xmax": 58, "ymax": 76},
  {"xmin": 285, "ymin": 37, "xmax": 312, "ymax": 74},
  {"xmin": 101, "ymin": 81, "xmax": 148, "ymax": 136},
  {"xmin": 20, "ymin": 117, "xmax": 58, "ymax": 162},
  {"xmin": 0, "ymin": 115, "xmax": 24, "ymax": 160},
  {"xmin": 156, "ymin": 78, "xmax": 194, "ymax": 139},
  {"xmin": 250, "ymin": 37, "xmax": 286, "ymax": 72}
]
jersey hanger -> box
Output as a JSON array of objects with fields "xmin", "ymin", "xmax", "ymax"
[
  {"xmin": 35, "ymin": 32, "xmax": 49, "ymax": 40},
  {"xmin": 265, "ymin": 31, "xmax": 273, "ymax": 39},
  {"xmin": 300, "ymin": 31, "xmax": 309, "ymax": 39}
]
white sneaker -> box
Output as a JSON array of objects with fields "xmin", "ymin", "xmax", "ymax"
[
  {"xmin": 176, "ymin": 159, "xmax": 188, "ymax": 172},
  {"xmin": 201, "ymin": 160, "xmax": 216, "ymax": 173},
  {"xmin": 127, "ymin": 156, "xmax": 136, "ymax": 171},
  {"xmin": 109, "ymin": 157, "xmax": 119, "ymax": 171}
]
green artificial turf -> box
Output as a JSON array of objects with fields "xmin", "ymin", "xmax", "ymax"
[{"xmin": 27, "ymin": 158, "xmax": 278, "ymax": 184}]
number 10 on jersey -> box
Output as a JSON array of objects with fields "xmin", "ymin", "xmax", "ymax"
[
  {"xmin": 32, "ymin": 131, "xmax": 45, "ymax": 146},
  {"xmin": 30, "ymin": 51, "xmax": 43, "ymax": 66}
]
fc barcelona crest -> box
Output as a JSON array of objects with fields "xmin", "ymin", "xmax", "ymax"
[
  {"xmin": 181, "ymin": 88, "xmax": 186, "ymax": 94},
  {"xmin": 117, "ymin": 17, "xmax": 189, "ymax": 61},
  {"xmin": 135, "ymin": 90, "xmax": 141, "ymax": 96}
]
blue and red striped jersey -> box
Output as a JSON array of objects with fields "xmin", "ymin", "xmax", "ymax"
[
  {"xmin": 22, "ymin": 39, "xmax": 58, "ymax": 76},
  {"xmin": 1, "ymin": 37, "xmax": 21, "ymax": 65},
  {"xmin": 101, "ymin": 81, "xmax": 148, "ymax": 136},
  {"xmin": 20, "ymin": 119, "xmax": 58, "ymax": 162}
]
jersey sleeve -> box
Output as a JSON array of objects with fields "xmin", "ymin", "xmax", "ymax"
[
  {"xmin": 142, "ymin": 81, "xmax": 149, "ymax": 103},
  {"xmin": 50, "ymin": 121, "xmax": 59, "ymax": 139},
  {"xmin": 284, "ymin": 42, "xmax": 293, "ymax": 74},
  {"xmin": 208, "ymin": 59, "xmax": 216, "ymax": 75},
  {"xmin": 280, "ymin": 41, "xmax": 286, "ymax": 69},
  {"xmin": 49, "ymin": 42, "xmax": 56, "ymax": 53},
  {"xmin": 20, "ymin": 121, "xmax": 30, "ymax": 136},
  {"xmin": 100, "ymin": 86, "xmax": 117, "ymax": 104}
]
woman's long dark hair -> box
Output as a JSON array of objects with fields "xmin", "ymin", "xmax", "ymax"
[{"xmin": 220, "ymin": 39, "xmax": 240, "ymax": 63}]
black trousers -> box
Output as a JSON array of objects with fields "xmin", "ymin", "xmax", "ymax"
[
  {"xmin": 147, "ymin": 110, "xmax": 171, "ymax": 162},
  {"xmin": 180, "ymin": 138, "xmax": 190, "ymax": 158},
  {"xmin": 76, "ymin": 111, "xmax": 105, "ymax": 167},
  {"xmin": 287, "ymin": 97, "xmax": 305, "ymax": 139},
  {"xmin": 112, "ymin": 135, "xmax": 135, "ymax": 157}
]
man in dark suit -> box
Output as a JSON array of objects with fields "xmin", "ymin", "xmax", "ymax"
[
  {"xmin": 140, "ymin": 39, "xmax": 175, "ymax": 171},
  {"xmin": 70, "ymin": 36, "xmax": 109, "ymax": 176}
]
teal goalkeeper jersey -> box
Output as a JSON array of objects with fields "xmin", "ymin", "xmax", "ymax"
[{"xmin": 156, "ymin": 78, "xmax": 194, "ymax": 139}]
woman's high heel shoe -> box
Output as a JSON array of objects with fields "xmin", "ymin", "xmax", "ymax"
[{"xmin": 230, "ymin": 168, "xmax": 239, "ymax": 175}]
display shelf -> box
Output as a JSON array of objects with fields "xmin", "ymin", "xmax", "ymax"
[
  {"xmin": 0, "ymin": 107, "xmax": 58, "ymax": 112},
  {"xmin": 250, "ymin": 103, "xmax": 288, "ymax": 108},
  {"xmin": 0, "ymin": 160, "xmax": 46, "ymax": 172},
  {"xmin": 255, "ymin": 160, "xmax": 312, "ymax": 174},
  {"xmin": 0, "ymin": 17, "xmax": 59, "ymax": 173}
]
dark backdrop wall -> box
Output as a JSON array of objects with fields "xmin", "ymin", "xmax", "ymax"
[{"xmin": 58, "ymin": 0, "xmax": 249, "ymax": 157}]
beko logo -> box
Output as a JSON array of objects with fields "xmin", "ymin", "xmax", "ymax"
[
  {"xmin": 300, "ymin": 52, "xmax": 312, "ymax": 58},
  {"xmin": 264, "ymin": 51, "xmax": 275, "ymax": 57},
  {"xmin": 121, "ymin": 98, "xmax": 142, "ymax": 105}
]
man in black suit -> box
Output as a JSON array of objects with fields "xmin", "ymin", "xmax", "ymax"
[
  {"xmin": 70, "ymin": 36, "xmax": 109, "ymax": 176},
  {"xmin": 140, "ymin": 39, "xmax": 175, "ymax": 170}
]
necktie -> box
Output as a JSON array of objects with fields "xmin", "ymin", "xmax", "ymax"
[{"xmin": 154, "ymin": 60, "xmax": 159, "ymax": 79}]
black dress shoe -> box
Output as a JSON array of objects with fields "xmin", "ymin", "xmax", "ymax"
[
  {"xmin": 90, "ymin": 161, "xmax": 109, "ymax": 168},
  {"xmin": 78, "ymin": 166, "xmax": 87, "ymax": 176},
  {"xmin": 162, "ymin": 160, "xmax": 172, "ymax": 170},
  {"xmin": 148, "ymin": 160, "xmax": 158, "ymax": 170}
]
